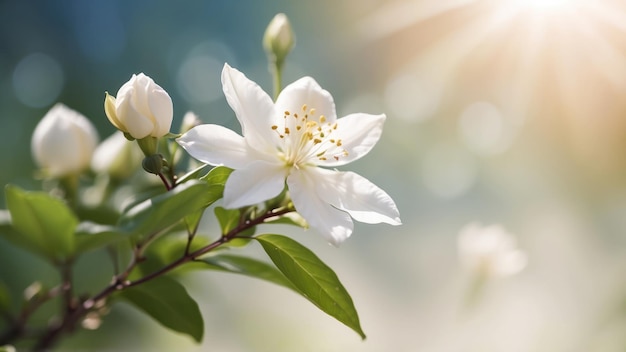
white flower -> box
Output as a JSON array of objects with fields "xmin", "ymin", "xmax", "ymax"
[
  {"xmin": 31, "ymin": 103, "xmax": 99, "ymax": 177},
  {"xmin": 104, "ymin": 73, "xmax": 173, "ymax": 139},
  {"xmin": 177, "ymin": 64, "xmax": 401, "ymax": 245},
  {"xmin": 458, "ymin": 222, "xmax": 527, "ymax": 277},
  {"xmin": 91, "ymin": 131, "xmax": 143, "ymax": 178}
]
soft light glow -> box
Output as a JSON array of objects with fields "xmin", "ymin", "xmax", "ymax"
[
  {"xmin": 359, "ymin": 0, "xmax": 626, "ymax": 172},
  {"xmin": 513, "ymin": 0, "xmax": 573, "ymax": 11}
]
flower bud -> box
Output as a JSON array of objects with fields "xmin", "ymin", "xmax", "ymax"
[
  {"xmin": 31, "ymin": 103, "xmax": 99, "ymax": 177},
  {"xmin": 142, "ymin": 154, "xmax": 164, "ymax": 175},
  {"xmin": 91, "ymin": 131, "xmax": 143, "ymax": 179},
  {"xmin": 179, "ymin": 111, "xmax": 202, "ymax": 134},
  {"xmin": 263, "ymin": 13, "xmax": 295, "ymax": 64},
  {"xmin": 104, "ymin": 73, "xmax": 173, "ymax": 139}
]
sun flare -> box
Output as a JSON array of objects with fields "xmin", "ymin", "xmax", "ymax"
[
  {"xmin": 358, "ymin": 0, "xmax": 626, "ymax": 171},
  {"xmin": 515, "ymin": 0, "xmax": 574, "ymax": 11}
]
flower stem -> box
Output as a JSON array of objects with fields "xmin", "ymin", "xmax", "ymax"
[
  {"xmin": 157, "ymin": 172, "xmax": 172, "ymax": 190},
  {"xmin": 270, "ymin": 59, "xmax": 284, "ymax": 101}
]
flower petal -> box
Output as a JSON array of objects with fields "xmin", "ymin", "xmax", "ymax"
[
  {"xmin": 275, "ymin": 76, "xmax": 337, "ymax": 124},
  {"xmin": 223, "ymin": 160, "xmax": 287, "ymax": 208},
  {"xmin": 116, "ymin": 91, "xmax": 154, "ymax": 139},
  {"xmin": 314, "ymin": 168, "xmax": 401, "ymax": 226},
  {"xmin": 147, "ymin": 87, "xmax": 173, "ymax": 137},
  {"xmin": 221, "ymin": 64, "xmax": 280, "ymax": 152},
  {"xmin": 316, "ymin": 113, "xmax": 386, "ymax": 167},
  {"xmin": 104, "ymin": 93, "xmax": 124, "ymax": 130},
  {"xmin": 177, "ymin": 124, "xmax": 260, "ymax": 169},
  {"xmin": 287, "ymin": 168, "xmax": 354, "ymax": 246}
]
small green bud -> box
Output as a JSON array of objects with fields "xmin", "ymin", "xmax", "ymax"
[
  {"xmin": 142, "ymin": 154, "xmax": 164, "ymax": 175},
  {"xmin": 263, "ymin": 13, "xmax": 295, "ymax": 64}
]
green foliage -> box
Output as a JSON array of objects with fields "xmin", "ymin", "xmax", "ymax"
[
  {"xmin": 257, "ymin": 234, "xmax": 366, "ymax": 339},
  {"xmin": 197, "ymin": 166, "xmax": 233, "ymax": 207},
  {"xmin": 117, "ymin": 180, "xmax": 218, "ymax": 239},
  {"xmin": 135, "ymin": 233, "xmax": 212, "ymax": 275},
  {"xmin": 201, "ymin": 254, "xmax": 296, "ymax": 291},
  {"xmin": 0, "ymin": 281, "xmax": 10, "ymax": 313},
  {"xmin": 74, "ymin": 222, "xmax": 125, "ymax": 254},
  {"xmin": 4, "ymin": 185, "xmax": 78, "ymax": 262},
  {"xmin": 175, "ymin": 164, "xmax": 209, "ymax": 185},
  {"xmin": 263, "ymin": 211, "xmax": 308, "ymax": 228},
  {"xmin": 199, "ymin": 166, "xmax": 232, "ymax": 186},
  {"xmin": 214, "ymin": 207, "xmax": 240, "ymax": 234},
  {"xmin": 214, "ymin": 206, "xmax": 257, "ymax": 247},
  {"xmin": 118, "ymin": 275, "xmax": 204, "ymax": 342},
  {"xmin": 183, "ymin": 210, "xmax": 204, "ymax": 235}
]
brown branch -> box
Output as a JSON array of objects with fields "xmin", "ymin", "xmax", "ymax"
[{"xmin": 31, "ymin": 207, "xmax": 293, "ymax": 351}]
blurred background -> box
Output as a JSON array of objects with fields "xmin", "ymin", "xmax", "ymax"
[{"xmin": 2, "ymin": 0, "xmax": 626, "ymax": 350}]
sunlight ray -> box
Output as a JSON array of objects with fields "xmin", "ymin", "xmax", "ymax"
[{"xmin": 357, "ymin": 0, "xmax": 476, "ymax": 41}]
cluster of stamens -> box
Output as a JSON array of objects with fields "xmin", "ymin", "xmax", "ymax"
[{"xmin": 271, "ymin": 104, "xmax": 348, "ymax": 166}]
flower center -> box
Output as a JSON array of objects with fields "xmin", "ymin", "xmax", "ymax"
[{"xmin": 271, "ymin": 104, "xmax": 348, "ymax": 167}]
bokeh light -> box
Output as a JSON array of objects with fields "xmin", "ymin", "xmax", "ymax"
[
  {"xmin": 458, "ymin": 101, "xmax": 516, "ymax": 156},
  {"xmin": 12, "ymin": 53, "xmax": 64, "ymax": 108},
  {"xmin": 176, "ymin": 41, "xmax": 234, "ymax": 105}
]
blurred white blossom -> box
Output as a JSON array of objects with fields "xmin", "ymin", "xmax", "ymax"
[
  {"xmin": 91, "ymin": 131, "xmax": 143, "ymax": 179},
  {"xmin": 458, "ymin": 222, "xmax": 527, "ymax": 278},
  {"xmin": 31, "ymin": 103, "xmax": 99, "ymax": 177}
]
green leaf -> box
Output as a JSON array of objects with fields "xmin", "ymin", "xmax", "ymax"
[
  {"xmin": 139, "ymin": 233, "xmax": 212, "ymax": 274},
  {"xmin": 0, "ymin": 210, "xmax": 39, "ymax": 256},
  {"xmin": 4, "ymin": 185, "xmax": 78, "ymax": 261},
  {"xmin": 214, "ymin": 207, "xmax": 240, "ymax": 235},
  {"xmin": 119, "ymin": 275, "xmax": 204, "ymax": 342},
  {"xmin": 257, "ymin": 234, "xmax": 366, "ymax": 339},
  {"xmin": 263, "ymin": 212, "xmax": 308, "ymax": 228},
  {"xmin": 201, "ymin": 254, "xmax": 296, "ymax": 291},
  {"xmin": 74, "ymin": 222, "xmax": 125, "ymax": 254},
  {"xmin": 197, "ymin": 166, "xmax": 233, "ymax": 205},
  {"xmin": 118, "ymin": 180, "xmax": 216, "ymax": 239},
  {"xmin": 176, "ymin": 164, "xmax": 210, "ymax": 185},
  {"xmin": 184, "ymin": 210, "xmax": 203, "ymax": 234},
  {"xmin": 199, "ymin": 166, "xmax": 232, "ymax": 186},
  {"xmin": 213, "ymin": 207, "xmax": 257, "ymax": 247},
  {"xmin": 0, "ymin": 280, "xmax": 11, "ymax": 313}
]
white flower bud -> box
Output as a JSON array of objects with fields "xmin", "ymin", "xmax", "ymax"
[
  {"xmin": 104, "ymin": 73, "xmax": 173, "ymax": 139},
  {"xmin": 263, "ymin": 13, "xmax": 295, "ymax": 63},
  {"xmin": 91, "ymin": 131, "xmax": 143, "ymax": 179},
  {"xmin": 31, "ymin": 103, "xmax": 99, "ymax": 177}
]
